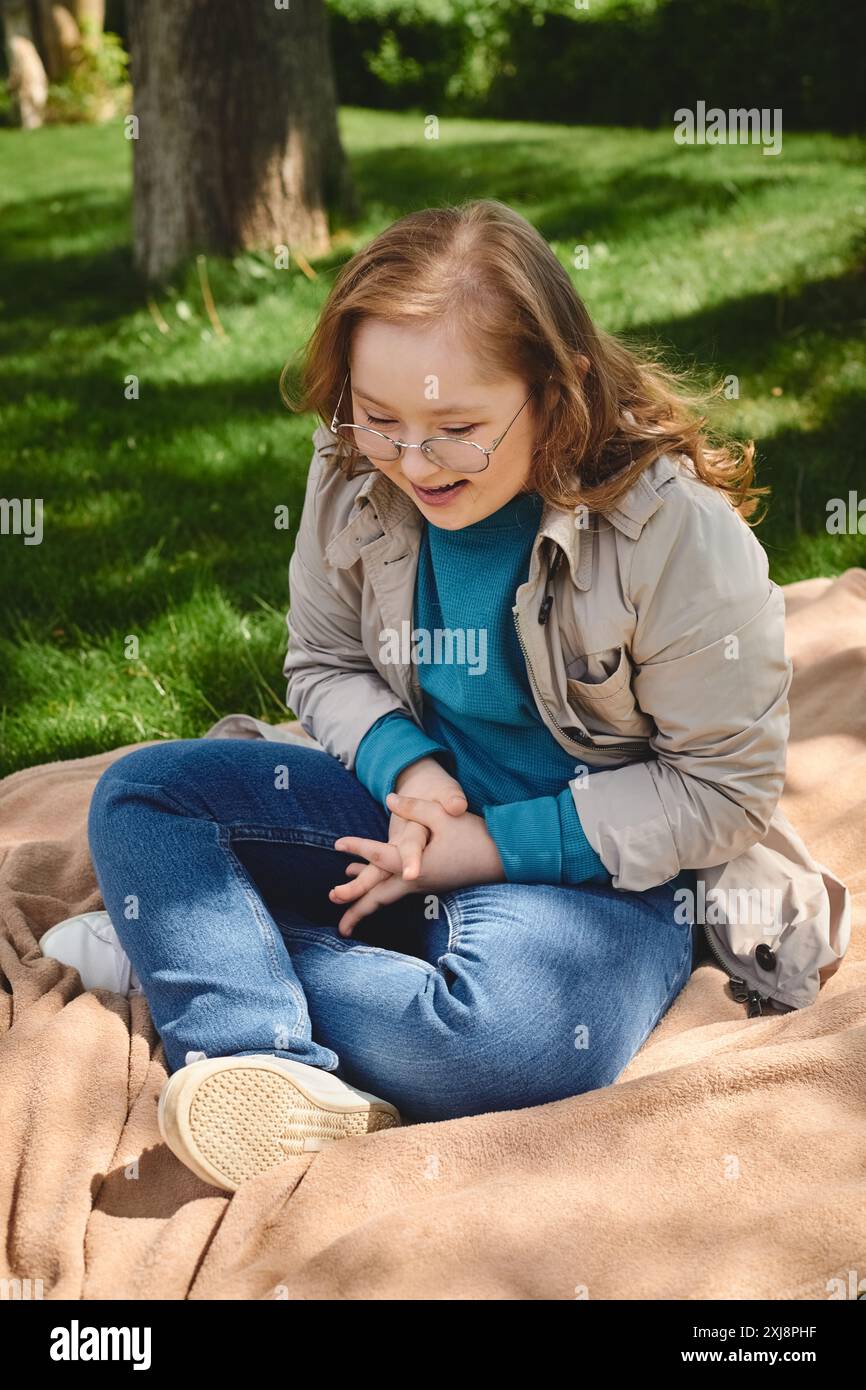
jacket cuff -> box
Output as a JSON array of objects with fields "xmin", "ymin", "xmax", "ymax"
[
  {"xmin": 354, "ymin": 712, "xmax": 452, "ymax": 807},
  {"xmin": 483, "ymin": 792, "xmax": 608, "ymax": 885},
  {"xmin": 574, "ymin": 761, "xmax": 680, "ymax": 890}
]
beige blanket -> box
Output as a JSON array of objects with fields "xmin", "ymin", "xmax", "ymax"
[{"xmin": 2, "ymin": 569, "xmax": 865, "ymax": 1301}]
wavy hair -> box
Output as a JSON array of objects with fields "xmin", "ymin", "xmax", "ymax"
[{"xmin": 281, "ymin": 198, "xmax": 766, "ymax": 523}]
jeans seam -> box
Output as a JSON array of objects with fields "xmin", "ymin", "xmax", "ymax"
[
  {"xmin": 218, "ymin": 826, "xmax": 312, "ymax": 1040},
  {"xmin": 438, "ymin": 892, "xmax": 463, "ymax": 955},
  {"xmin": 109, "ymin": 779, "xmax": 357, "ymax": 852},
  {"xmin": 275, "ymin": 921, "xmax": 435, "ymax": 979},
  {"xmin": 641, "ymin": 927, "xmax": 694, "ymax": 1042},
  {"xmin": 226, "ymin": 826, "xmax": 348, "ymax": 848}
]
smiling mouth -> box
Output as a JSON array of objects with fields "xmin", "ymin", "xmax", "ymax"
[{"xmin": 413, "ymin": 479, "xmax": 467, "ymax": 494}]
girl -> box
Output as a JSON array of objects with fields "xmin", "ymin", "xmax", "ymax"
[{"xmin": 82, "ymin": 199, "xmax": 794, "ymax": 1193}]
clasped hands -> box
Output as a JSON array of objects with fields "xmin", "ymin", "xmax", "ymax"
[{"xmin": 329, "ymin": 756, "xmax": 505, "ymax": 936}]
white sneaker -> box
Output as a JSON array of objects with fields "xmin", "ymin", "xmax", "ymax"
[
  {"xmin": 158, "ymin": 1055, "xmax": 402, "ymax": 1192},
  {"xmin": 40, "ymin": 910, "xmax": 141, "ymax": 995}
]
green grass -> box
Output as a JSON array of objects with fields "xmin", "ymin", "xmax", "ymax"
[{"xmin": 1, "ymin": 110, "xmax": 865, "ymax": 774}]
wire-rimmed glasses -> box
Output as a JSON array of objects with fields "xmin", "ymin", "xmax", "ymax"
[{"xmin": 329, "ymin": 371, "xmax": 546, "ymax": 474}]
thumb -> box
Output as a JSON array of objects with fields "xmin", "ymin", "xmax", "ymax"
[{"xmin": 441, "ymin": 786, "xmax": 468, "ymax": 816}]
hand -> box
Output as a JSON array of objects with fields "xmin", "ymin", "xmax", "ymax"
[
  {"xmin": 394, "ymin": 757, "xmax": 468, "ymax": 819},
  {"xmin": 330, "ymin": 792, "xmax": 505, "ymax": 936},
  {"xmin": 389, "ymin": 756, "xmax": 468, "ymax": 879},
  {"xmin": 332, "ymin": 758, "xmax": 468, "ymax": 911}
]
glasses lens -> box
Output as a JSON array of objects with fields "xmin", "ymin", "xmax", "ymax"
[
  {"xmin": 422, "ymin": 439, "xmax": 488, "ymax": 473},
  {"xmin": 336, "ymin": 425, "xmax": 400, "ymax": 462}
]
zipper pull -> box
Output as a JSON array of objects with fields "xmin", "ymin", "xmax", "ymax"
[
  {"xmin": 730, "ymin": 977, "xmax": 766, "ymax": 1016},
  {"xmin": 538, "ymin": 547, "xmax": 564, "ymax": 624},
  {"xmin": 746, "ymin": 991, "xmax": 765, "ymax": 1018}
]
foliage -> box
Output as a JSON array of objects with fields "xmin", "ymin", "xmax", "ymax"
[
  {"xmin": 45, "ymin": 27, "xmax": 130, "ymax": 125},
  {"xmin": 326, "ymin": 0, "xmax": 864, "ymax": 131}
]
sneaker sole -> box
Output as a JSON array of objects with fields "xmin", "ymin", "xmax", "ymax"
[{"xmin": 157, "ymin": 1057, "xmax": 401, "ymax": 1192}]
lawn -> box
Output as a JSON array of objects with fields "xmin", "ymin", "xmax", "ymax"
[{"xmin": 1, "ymin": 110, "xmax": 865, "ymax": 775}]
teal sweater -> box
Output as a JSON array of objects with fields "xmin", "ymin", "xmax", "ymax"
[{"xmin": 354, "ymin": 490, "xmax": 608, "ymax": 885}]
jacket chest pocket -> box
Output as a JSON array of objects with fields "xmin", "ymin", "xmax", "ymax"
[{"xmin": 565, "ymin": 646, "xmax": 654, "ymax": 739}]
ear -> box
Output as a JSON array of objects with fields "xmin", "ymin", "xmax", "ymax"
[{"xmin": 574, "ymin": 353, "xmax": 591, "ymax": 382}]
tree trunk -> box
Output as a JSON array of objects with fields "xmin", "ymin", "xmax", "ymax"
[
  {"xmin": 127, "ymin": 0, "xmax": 356, "ymax": 284},
  {"xmin": 1, "ymin": 1, "xmax": 49, "ymax": 127}
]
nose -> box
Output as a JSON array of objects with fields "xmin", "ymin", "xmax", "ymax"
[{"xmin": 396, "ymin": 442, "xmax": 447, "ymax": 486}]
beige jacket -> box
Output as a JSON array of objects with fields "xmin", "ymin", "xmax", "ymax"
[{"xmin": 216, "ymin": 423, "xmax": 850, "ymax": 1015}]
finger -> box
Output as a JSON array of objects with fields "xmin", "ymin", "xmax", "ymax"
[
  {"xmin": 329, "ymin": 862, "xmax": 387, "ymax": 903},
  {"xmin": 441, "ymin": 788, "xmax": 469, "ymax": 816},
  {"xmin": 334, "ymin": 836, "xmax": 403, "ymax": 873},
  {"xmin": 389, "ymin": 811, "xmax": 430, "ymax": 844},
  {"xmin": 384, "ymin": 793, "xmax": 442, "ymax": 831},
  {"xmin": 329, "ymin": 864, "xmax": 371, "ymax": 898},
  {"xmin": 338, "ymin": 888, "xmax": 383, "ymax": 935},
  {"xmin": 338, "ymin": 876, "xmax": 409, "ymax": 937},
  {"xmin": 331, "ymin": 861, "xmax": 388, "ymax": 896},
  {"xmin": 394, "ymin": 822, "xmax": 428, "ymax": 880}
]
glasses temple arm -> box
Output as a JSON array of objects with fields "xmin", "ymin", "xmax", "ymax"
[{"xmin": 330, "ymin": 371, "xmax": 349, "ymax": 430}]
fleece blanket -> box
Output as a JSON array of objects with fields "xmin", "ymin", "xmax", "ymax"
[{"xmin": 1, "ymin": 568, "xmax": 865, "ymax": 1302}]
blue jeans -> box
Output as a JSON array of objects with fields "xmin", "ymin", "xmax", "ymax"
[{"xmin": 87, "ymin": 737, "xmax": 695, "ymax": 1124}]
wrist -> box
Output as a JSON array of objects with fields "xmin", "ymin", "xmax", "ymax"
[{"xmin": 395, "ymin": 756, "xmax": 451, "ymax": 797}]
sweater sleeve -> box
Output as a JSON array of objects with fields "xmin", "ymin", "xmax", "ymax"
[
  {"xmin": 483, "ymin": 788, "xmax": 609, "ymax": 886},
  {"xmin": 354, "ymin": 711, "xmax": 455, "ymax": 807}
]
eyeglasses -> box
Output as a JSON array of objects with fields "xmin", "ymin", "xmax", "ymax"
[{"xmin": 329, "ymin": 371, "xmax": 547, "ymax": 475}]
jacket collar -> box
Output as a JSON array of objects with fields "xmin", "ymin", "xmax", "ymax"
[{"xmin": 323, "ymin": 442, "xmax": 679, "ymax": 585}]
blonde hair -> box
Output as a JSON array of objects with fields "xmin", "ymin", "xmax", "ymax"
[{"xmin": 282, "ymin": 198, "xmax": 766, "ymax": 523}]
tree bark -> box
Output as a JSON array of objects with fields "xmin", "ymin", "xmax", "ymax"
[
  {"xmin": 127, "ymin": 0, "xmax": 356, "ymax": 283},
  {"xmin": 1, "ymin": 1, "xmax": 49, "ymax": 127}
]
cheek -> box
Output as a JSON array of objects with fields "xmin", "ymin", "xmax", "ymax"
[{"xmin": 491, "ymin": 447, "xmax": 533, "ymax": 497}]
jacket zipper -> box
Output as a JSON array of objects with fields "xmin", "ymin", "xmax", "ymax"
[
  {"xmin": 701, "ymin": 920, "xmax": 769, "ymax": 1017},
  {"xmin": 512, "ymin": 606, "xmax": 651, "ymax": 758}
]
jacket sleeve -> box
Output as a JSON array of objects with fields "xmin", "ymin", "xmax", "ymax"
[
  {"xmin": 282, "ymin": 442, "xmax": 417, "ymax": 770},
  {"xmin": 574, "ymin": 478, "xmax": 793, "ymax": 892}
]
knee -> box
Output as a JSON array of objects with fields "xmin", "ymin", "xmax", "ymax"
[
  {"xmin": 93, "ymin": 739, "xmax": 192, "ymax": 795},
  {"xmin": 404, "ymin": 967, "xmax": 641, "ymax": 1121},
  {"xmin": 89, "ymin": 737, "xmax": 239, "ymax": 818},
  {"xmin": 88, "ymin": 740, "xmax": 192, "ymax": 844}
]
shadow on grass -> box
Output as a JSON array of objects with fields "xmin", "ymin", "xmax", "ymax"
[
  {"xmin": 350, "ymin": 139, "xmax": 804, "ymax": 231},
  {"xmin": 0, "ymin": 140, "xmax": 808, "ymax": 331}
]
